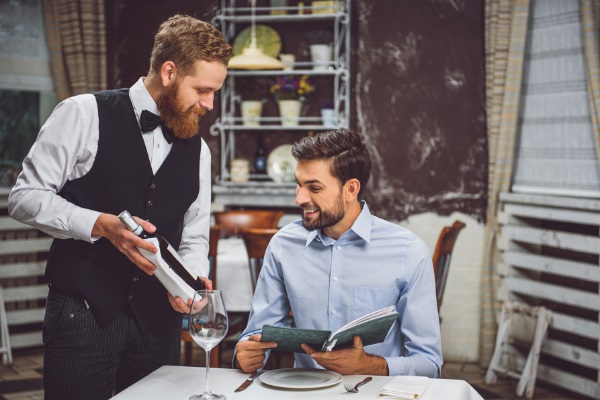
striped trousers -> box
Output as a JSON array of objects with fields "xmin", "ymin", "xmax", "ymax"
[{"xmin": 42, "ymin": 288, "xmax": 182, "ymax": 400}]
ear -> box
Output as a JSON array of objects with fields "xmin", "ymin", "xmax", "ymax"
[
  {"xmin": 159, "ymin": 61, "xmax": 177, "ymax": 87},
  {"xmin": 344, "ymin": 178, "xmax": 360, "ymax": 202}
]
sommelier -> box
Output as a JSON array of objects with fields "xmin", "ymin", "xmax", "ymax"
[{"xmin": 7, "ymin": 15, "xmax": 232, "ymax": 400}]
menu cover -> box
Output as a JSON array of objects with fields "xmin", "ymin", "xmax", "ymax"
[{"xmin": 261, "ymin": 305, "xmax": 398, "ymax": 353}]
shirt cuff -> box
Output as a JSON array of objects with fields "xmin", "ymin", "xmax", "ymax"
[
  {"xmin": 69, "ymin": 208, "xmax": 103, "ymax": 243},
  {"xmin": 385, "ymin": 356, "xmax": 407, "ymax": 377}
]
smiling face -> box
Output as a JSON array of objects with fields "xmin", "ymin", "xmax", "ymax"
[
  {"xmin": 295, "ymin": 159, "xmax": 361, "ymax": 239},
  {"xmin": 158, "ymin": 60, "xmax": 227, "ymax": 140}
]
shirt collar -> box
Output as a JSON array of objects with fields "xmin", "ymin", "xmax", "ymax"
[
  {"xmin": 305, "ymin": 200, "xmax": 373, "ymax": 246},
  {"xmin": 129, "ymin": 77, "xmax": 159, "ymax": 130}
]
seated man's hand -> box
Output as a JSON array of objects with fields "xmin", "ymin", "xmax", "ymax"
[
  {"xmin": 301, "ymin": 336, "xmax": 389, "ymax": 376},
  {"xmin": 235, "ymin": 334, "xmax": 277, "ymax": 373}
]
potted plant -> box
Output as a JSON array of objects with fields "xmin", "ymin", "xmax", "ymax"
[{"xmin": 270, "ymin": 75, "xmax": 315, "ymax": 126}]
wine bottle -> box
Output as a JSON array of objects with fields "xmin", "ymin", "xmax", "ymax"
[
  {"xmin": 118, "ymin": 210, "xmax": 204, "ymax": 291},
  {"xmin": 254, "ymin": 133, "xmax": 267, "ymax": 175}
]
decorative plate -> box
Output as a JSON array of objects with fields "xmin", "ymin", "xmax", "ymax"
[
  {"xmin": 233, "ymin": 25, "xmax": 282, "ymax": 58},
  {"xmin": 267, "ymin": 144, "xmax": 296, "ymax": 183}
]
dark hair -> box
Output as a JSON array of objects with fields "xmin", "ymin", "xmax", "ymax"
[
  {"xmin": 291, "ymin": 129, "xmax": 371, "ymax": 199},
  {"xmin": 150, "ymin": 15, "xmax": 233, "ymax": 76}
]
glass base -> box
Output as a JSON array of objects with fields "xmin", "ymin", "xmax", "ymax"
[{"xmin": 189, "ymin": 393, "xmax": 226, "ymax": 400}]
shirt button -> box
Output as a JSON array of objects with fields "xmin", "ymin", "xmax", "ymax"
[
  {"xmin": 147, "ymin": 200, "xmax": 153, "ymax": 206},
  {"xmin": 150, "ymin": 183, "xmax": 156, "ymax": 189},
  {"xmin": 133, "ymin": 276, "xmax": 139, "ymax": 282},
  {"xmin": 331, "ymin": 309, "xmax": 336, "ymax": 314},
  {"xmin": 128, "ymin": 294, "xmax": 134, "ymax": 301},
  {"xmin": 157, "ymin": 143, "xmax": 161, "ymax": 148},
  {"xmin": 333, "ymin": 276, "xmax": 338, "ymax": 281},
  {"xmin": 336, "ymin": 246, "xmax": 342, "ymax": 250}
]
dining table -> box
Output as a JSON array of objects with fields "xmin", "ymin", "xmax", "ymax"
[
  {"xmin": 111, "ymin": 366, "xmax": 484, "ymax": 400},
  {"xmin": 215, "ymin": 238, "xmax": 254, "ymax": 312}
]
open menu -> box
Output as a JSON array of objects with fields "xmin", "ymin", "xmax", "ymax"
[{"xmin": 261, "ymin": 305, "xmax": 399, "ymax": 353}]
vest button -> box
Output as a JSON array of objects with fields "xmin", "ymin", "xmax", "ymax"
[
  {"xmin": 147, "ymin": 200, "xmax": 153, "ymax": 206},
  {"xmin": 133, "ymin": 276, "xmax": 139, "ymax": 282},
  {"xmin": 150, "ymin": 183, "xmax": 156, "ymax": 189},
  {"xmin": 128, "ymin": 294, "xmax": 134, "ymax": 301}
]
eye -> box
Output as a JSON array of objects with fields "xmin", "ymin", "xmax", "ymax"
[{"xmin": 309, "ymin": 186, "xmax": 321, "ymax": 193}]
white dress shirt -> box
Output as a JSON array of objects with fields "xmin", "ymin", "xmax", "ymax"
[{"xmin": 8, "ymin": 77, "xmax": 211, "ymax": 278}]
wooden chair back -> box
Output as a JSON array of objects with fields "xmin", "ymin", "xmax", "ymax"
[
  {"xmin": 240, "ymin": 228, "xmax": 279, "ymax": 293},
  {"xmin": 431, "ymin": 220, "xmax": 466, "ymax": 312},
  {"xmin": 213, "ymin": 210, "xmax": 283, "ymax": 238}
]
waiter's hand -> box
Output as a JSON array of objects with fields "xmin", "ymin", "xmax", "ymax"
[
  {"xmin": 92, "ymin": 213, "xmax": 158, "ymax": 275},
  {"xmin": 168, "ymin": 277, "xmax": 212, "ymax": 313}
]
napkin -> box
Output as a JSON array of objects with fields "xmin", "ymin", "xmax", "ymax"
[{"xmin": 378, "ymin": 376, "xmax": 431, "ymax": 399}]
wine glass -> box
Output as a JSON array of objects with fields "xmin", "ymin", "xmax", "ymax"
[{"xmin": 188, "ymin": 290, "xmax": 228, "ymax": 400}]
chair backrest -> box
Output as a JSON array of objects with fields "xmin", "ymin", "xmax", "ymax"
[
  {"xmin": 213, "ymin": 210, "xmax": 284, "ymax": 238},
  {"xmin": 431, "ymin": 220, "xmax": 466, "ymax": 311},
  {"xmin": 208, "ymin": 225, "xmax": 221, "ymax": 288},
  {"xmin": 240, "ymin": 228, "xmax": 279, "ymax": 293}
]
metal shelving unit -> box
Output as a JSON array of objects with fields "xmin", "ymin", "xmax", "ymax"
[{"xmin": 211, "ymin": 0, "xmax": 350, "ymax": 207}]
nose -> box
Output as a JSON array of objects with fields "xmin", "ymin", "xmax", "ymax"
[
  {"xmin": 295, "ymin": 186, "xmax": 309, "ymax": 206},
  {"xmin": 200, "ymin": 92, "xmax": 214, "ymax": 111}
]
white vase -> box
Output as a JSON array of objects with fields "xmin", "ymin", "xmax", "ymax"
[
  {"xmin": 320, "ymin": 108, "xmax": 335, "ymax": 126},
  {"xmin": 241, "ymin": 100, "xmax": 263, "ymax": 126},
  {"xmin": 310, "ymin": 44, "xmax": 333, "ymax": 70},
  {"xmin": 278, "ymin": 100, "xmax": 302, "ymax": 126}
]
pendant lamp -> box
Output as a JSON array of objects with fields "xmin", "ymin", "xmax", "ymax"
[{"xmin": 228, "ymin": 0, "xmax": 285, "ymax": 70}]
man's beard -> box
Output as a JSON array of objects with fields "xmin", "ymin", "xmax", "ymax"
[
  {"xmin": 302, "ymin": 193, "xmax": 345, "ymax": 231},
  {"xmin": 157, "ymin": 82, "xmax": 207, "ymax": 140}
]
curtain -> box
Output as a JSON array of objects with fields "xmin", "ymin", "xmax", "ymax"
[
  {"xmin": 480, "ymin": 0, "xmax": 531, "ymax": 366},
  {"xmin": 581, "ymin": 0, "xmax": 600, "ymax": 168},
  {"xmin": 42, "ymin": 0, "xmax": 107, "ymax": 100}
]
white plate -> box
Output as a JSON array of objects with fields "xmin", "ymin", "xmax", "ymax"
[
  {"xmin": 267, "ymin": 144, "xmax": 296, "ymax": 183},
  {"xmin": 259, "ymin": 368, "xmax": 343, "ymax": 389}
]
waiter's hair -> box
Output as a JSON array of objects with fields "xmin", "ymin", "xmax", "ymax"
[
  {"xmin": 150, "ymin": 14, "xmax": 232, "ymax": 76},
  {"xmin": 292, "ymin": 129, "xmax": 371, "ymax": 200}
]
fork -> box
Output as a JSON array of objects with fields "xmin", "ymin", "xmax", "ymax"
[{"xmin": 344, "ymin": 376, "xmax": 373, "ymax": 393}]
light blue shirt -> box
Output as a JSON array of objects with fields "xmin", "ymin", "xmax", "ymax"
[{"xmin": 239, "ymin": 202, "xmax": 442, "ymax": 377}]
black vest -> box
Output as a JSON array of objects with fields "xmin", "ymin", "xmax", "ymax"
[{"xmin": 45, "ymin": 89, "xmax": 201, "ymax": 331}]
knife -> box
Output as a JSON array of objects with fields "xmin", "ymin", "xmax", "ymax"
[{"xmin": 234, "ymin": 370, "xmax": 261, "ymax": 392}]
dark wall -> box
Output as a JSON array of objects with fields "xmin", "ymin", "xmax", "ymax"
[{"xmin": 107, "ymin": 0, "xmax": 487, "ymax": 222}]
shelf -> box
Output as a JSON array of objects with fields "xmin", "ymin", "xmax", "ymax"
[
  {"xmin": 227, "ymin": 68, "xmax": 343, "ymax": 77},
  {"xmin": 212, "ymin": 0, "xmax": 350, "ymax": 208}
]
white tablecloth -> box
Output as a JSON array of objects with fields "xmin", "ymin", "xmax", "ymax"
[
  {"xmin": 216, "ymin": 238, "xmax": 254, "ymax": 312},
  {"xmin": 112, "ymin": 366, "xmax": 484, "ymax": 400}
]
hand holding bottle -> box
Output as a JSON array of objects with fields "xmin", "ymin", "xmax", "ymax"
[{"xmin": 92, "ymin": 213, "xmax": 158, "ymax": 275}]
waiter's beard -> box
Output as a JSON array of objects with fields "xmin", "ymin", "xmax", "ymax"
[{"xmin": 158, "ymin": 82, "xmax": 207, "ymax": 140}]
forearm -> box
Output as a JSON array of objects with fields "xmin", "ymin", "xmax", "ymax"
[
  {"xmin": 359, "ymin": 354, "xmax": 389, "ymax": 375},
  {"xmin": 9, "ymin": 188, "xmax": 101, "ymax": 242}
]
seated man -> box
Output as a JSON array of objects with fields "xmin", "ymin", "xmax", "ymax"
[{"xmin": 234, "ymin": 129, "xmax": 442, "ymax": 377}]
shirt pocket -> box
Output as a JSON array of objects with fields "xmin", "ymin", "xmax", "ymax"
[{"xmin": 352, "ymin": 286, "xmax": 399, "ymax": 320}]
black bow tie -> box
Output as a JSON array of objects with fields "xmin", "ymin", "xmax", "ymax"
[{"xmin": 139, "ymin": 110, "xmax": 177, "ymax": 144}]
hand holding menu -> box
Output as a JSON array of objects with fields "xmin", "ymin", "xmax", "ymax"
[{"xmin": 261, "ymin": 305, "xmax": 399, "ymax": 353}]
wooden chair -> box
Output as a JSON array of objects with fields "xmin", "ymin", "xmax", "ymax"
[
  {"xmin": 240, "ymin": 227, "xmax": 293, "ymax": 368},
  {"xmin": 431, "ymin": 220, "xmax": 466, "ymax": 312},
  {"xmin": 240, "ymin": 228, "xmax": 279, "ymax": 292},
  {"xmin": 181, "ymin": 225, "xmax": 220, "ymax": 367},
  {"xmin": 213, "ymin": 210, "xmax": 283, "ymax": 238}
]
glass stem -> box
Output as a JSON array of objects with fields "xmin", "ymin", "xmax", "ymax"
[{"xmin": 205, "ymin": 349, "xmax": 212, "ymax": 395}]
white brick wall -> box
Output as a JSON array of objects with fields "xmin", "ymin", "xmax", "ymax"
[{"xmin": 399, "ymin": 212, "xmax": 484, "ymax": 363}]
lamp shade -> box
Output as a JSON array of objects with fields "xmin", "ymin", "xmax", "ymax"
[{"xmin": 228, "ymin": 45, "xmax": 285, "ymax": 70}]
